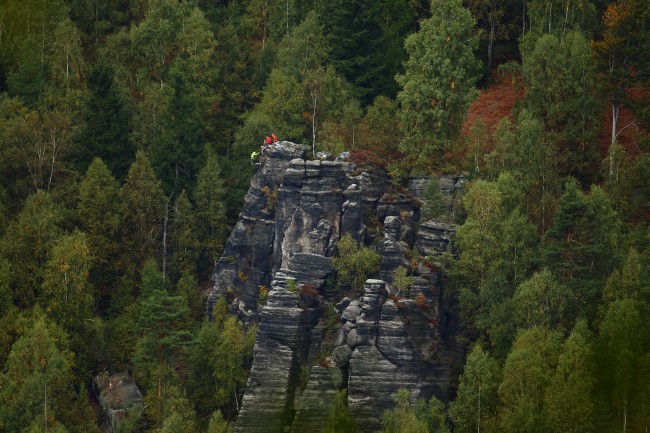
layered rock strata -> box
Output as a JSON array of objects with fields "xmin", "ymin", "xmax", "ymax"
[{"xmin": 207, "ymin": 143, "xmax": 460, "ymax": 433}]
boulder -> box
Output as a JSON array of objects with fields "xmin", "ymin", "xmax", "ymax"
[{"xmin": 92, "ymin": 372, "xmax": 143, "ymax": 433}]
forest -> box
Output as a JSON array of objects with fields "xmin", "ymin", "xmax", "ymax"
[{"xmin": 0, "ymin": 0, "xmax": 648, "ymax": 432}]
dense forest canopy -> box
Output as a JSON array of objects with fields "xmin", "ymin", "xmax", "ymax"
[{"xmin": 0, "ymin": 0, "xmax": 648, "ymax": 432}]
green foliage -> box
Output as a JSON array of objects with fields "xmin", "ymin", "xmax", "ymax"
[
  {"xmin": 207, "ymin": 410, "xmax": 232, "ymax": 433},
  {"xmin": 450, "ymin": 175, "xmax": 539, "ymax": 349},
  {"xmin": 543, "ymin": 320, "xmax": 595, "ymax": 433},
  {"xmin": 210, "ymin": 317, "xmax": 257, "ymax": 409},
  {"xmin": 324, "ymin": 390, "xmax": 359, "ymax": 433},
  {"xmin": 286, "ymin": 278, "xmax": 299, "ymax": 294},
  {"xmin": 118, "ymin": 151, "xmax": 166, "ymax": 285},
  {"xmin": 330, "ymin": 234, "xmax": 381, "ymax": 294},
  {"xmin": 420, "ymin": 178, "xmax": 445, "ymax": 220},
  {"xmin": 77, "ymin": 158, "xmax": 121, "ymax": 305},
  {"xmin": 497, "ymin": 327, "xmax": 561, "ymax": 433},
  {"xmin": 1, "ymin": 190, "xmax": 64, "ymax": 308},
  {"xmin": 395, "ymin": 0, "xmax": 481, "ymax": 171},
  {"xmin": 544, "ymin": 181, "xmax": 620, "ymax": 314},
  {"xmin": 449, "ymin": 345, "xmax": 501, "ymax": 433},
  {"xmin": 169, "ymin": 190, "xmax": 201, "ymax": 280},
  {"xmin": 76, "ymin": 62, "xmax": 133, "ymax": 179},
  {"xmin": 522, "ymin": 31, "xmax": 600, "ymax": 183},
  {"xmin": 0, "ymin": 311, "xmax": 76, "ymax": 433},
  {"xmin": 382, "ymin": 388, "xmax": 449, "ymax": 433},
  {"xmin": 194, "ymin": 149, "xmax": 229, "ymax": 270},
  {"xmin": 134, "ymin": 282, "xmax": 193, "ymax": 425},
  {"xmin": 392, "ymin": 266, "xmax": 414, "ymax": 297},
  {"xmin": 357, "ymin": 95, "xmax": 403, "ymax": 158},
  {"xmin": 512, "ymin": 269, "xmax": 572, "ymax": 330}
]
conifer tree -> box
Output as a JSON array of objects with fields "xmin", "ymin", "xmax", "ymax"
[
  {"xmin": 76, "ymin": 62, "xmax": 133, "ymax": 179},
  {"xmin": 195, "ymin": 149, "xmax": 228, "ymax": 269},
  {"xmin": 134, "ymin": 269, "xmax": 193, "ymax": 427},
  {"xmin": 119, "ymin": 151, "xmax": 165, "ymax": 283},
  {"xmin": 77, "ymin": 158, "xmax": 120, "ymax": 308}
]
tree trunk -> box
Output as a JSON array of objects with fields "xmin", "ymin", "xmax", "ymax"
[{"xmin": 609, "ymin": 98, "xmax": 620, "ymax": 178}]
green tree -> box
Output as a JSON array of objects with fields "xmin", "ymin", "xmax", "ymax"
[
  {"xmin": 194, "ymin": 149, "xmax": 229, "ymax": 270},
  {"xmin": 44, "ymin": 17, "xmax": 86, "ymax": 113},
  {"xmin": 0, "ymin": 190, "xmax": 63, "ymax": 308},
  {"xmin": 544, "ymin": 182, "xmax": 619, "ymax": 313},
  {"xmin": 593, "ymin": 0, "xmax": 650, "ymax": 180},
  {"xmin": 522, "ymin": 31, "xmax": 600, "ymax": 182},
  {"xmin": 450, "ymin": 345, "xmax": 501, "ymax": 433},
  {"xmin": 42, "ymin": 231, "xmax": 93, "ymax": 331},
  {"xmin": 317, "ymin": 0, "xmax": 385, "ymax": 105},
  {"xmin": 382, "ymin": 389, "xmax": 450, "ymax": 433},
  {"xmin": 357, "ymin": 95, "xmax": 403, "ymax": 158},
  {"xmin": 211, "ymin": 316, "xmax": 257, "ymax": 412},
  {"xmin": 597, "ymin": 298, "xmax": 646, "ymax": 432},
  {"xmin": 169, "ymin": 190, "xmax": 200, "ymax": 280},
  {"xmin": 330, "ymin": 233, "xmax": 381, "ymax": 294},
  {"xmin": 134, "ymin": 280, "xmax": 193, "ymax": 427},
  {"xmin": 498, "ymin": 327, "xmax": 561, "ymax": 433},
  {"xmin": 544, "ymin": 320, "xmax": 595, "ymax": 433},
  {"xmin": 76, "ymin": 62, "xmax": 133, "ymax": 179},
  {"xmin": 77, "ymin": 158, "xmax": 120, "ymax": 309},
  {"xmin": 324, "ymin": 390, "xmax": 359, "ymax": 433},
  {"xmin": 207, "ymin": 410, "xmax": 232, "ymax": 433},
  {"xmin": 0, "ymin": 312, "xmax": 74, "ymax": 433},
  {"xmin": 158, "ymin": 385, "xmax": 196, "ymax": 433},
  {"xmin": 395, "ymin": 0, "xmax": 481, "ymax": 171},
  {"xmin": 381, "ymin": 389, "xmax": 429, "ymax": 433},
  {"xmin": 129, "ymin": 0, "xmax": 182, "ymax": 83},
  {"xmin": 512, "ymin": 269, "xmax": 572, "ymax": 330},
  {"xmin": 118, "ymin": 151, "xmax": 165, "ymax": 284}
]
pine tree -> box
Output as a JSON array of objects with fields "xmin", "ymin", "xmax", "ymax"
[
  {"xmin": 77, "ymin": 158, "xmax": 120, "ymax": 309},
  {"xmin": 76, "ymin": 62, "xmax": 133, "ymax": 179},
  {"xmin": 134, "ymin": 279, "xmax": 193, "ymax": 427},
  {"xmin": 194, "ymin": 149, "xmax": 229, "ymax": 270},
  {"xmin": 119, "ymin": 151, "xmax": 166, "ymax": 283}
]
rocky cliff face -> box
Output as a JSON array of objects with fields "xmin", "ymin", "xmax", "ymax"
[{"xmin": 206, "ymin": 142, "xmax": 463, "ymax": 433}]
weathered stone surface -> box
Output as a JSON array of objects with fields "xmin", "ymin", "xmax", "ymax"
[
  {"xmin": 234, "ymin": 339, "xmax": 296, "ymax": 433},
  {"xmin": 92, "ymin": 372, "xmax": 143, "ymax": 433},
  {"xmin": 335, "ymin": 297, "xmax": 352, "ymax": 313},
  {"xmin": 348, "ymin": 345, "xmax": 420, "ymax": 432},
  {"xmin": 234, "ymin": 285, "xmax": 304, "ymax": 433},
  {"xmin": 342, "ymin": 304, "xmax": 361, "ymax": 322},
  {"xmin": 415, "ymin": 220, "xmax": 457, "ymax": 258},
  {"xmin": 291, "ymin": 366, "xmax": 340, "ymax": 433},
  {"xmin": 332, "ymin": 344, "xmax": 353, "ymax": 367},
  {"xmin": 207, "ymin": 143, "xmax": 463, "ymax": 433}
]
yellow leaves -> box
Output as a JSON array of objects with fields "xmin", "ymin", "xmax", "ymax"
[{"xmin": 39, "ymin": 358, "xmax": 47, "ymax": 367}]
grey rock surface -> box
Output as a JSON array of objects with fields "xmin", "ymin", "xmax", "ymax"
[
  {"xmin": 206, "ymin": 143, "xmax": 462, "ymax": 433},
  {"xmin": 92, "ymin": 372, "xmax": 143, "ymax": 433}
]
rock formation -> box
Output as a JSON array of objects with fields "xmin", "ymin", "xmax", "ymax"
[
  {"xmin": 92, "ymin": 372, "xmax": 143, "ymax": 433},
  {"xmin": 206, "ymin": 142, "xmax": 463, "ymax": 432}
]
